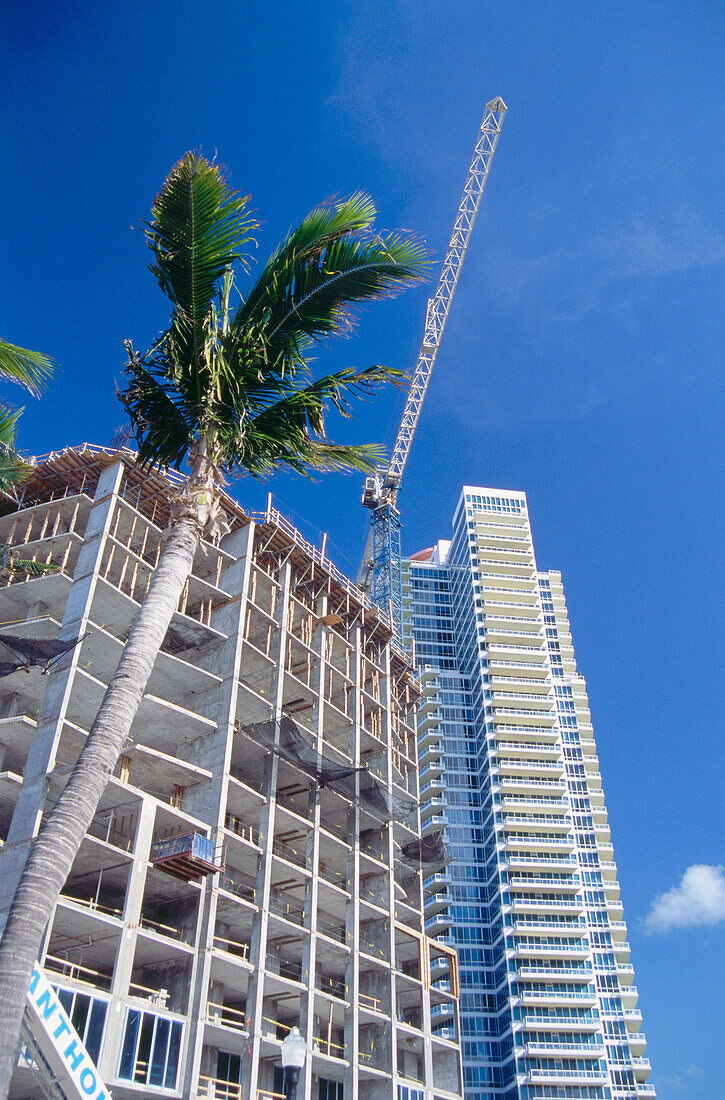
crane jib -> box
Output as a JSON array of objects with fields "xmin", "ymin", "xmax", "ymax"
[{"xmin": 359, "ymin": 97, "xmax": 507, "ymax": 634}]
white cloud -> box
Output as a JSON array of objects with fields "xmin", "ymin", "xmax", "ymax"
[
  {"xmin": 657, "ymin": 1064, "xmax": 705, "ymax": 1089},
  {"xmin": 486, "ymin": 209, "xmax": 725, "ymax": 319},
  {"xmin": 645, "ymin": 864, "xmax": 725, "ymax": 933}
]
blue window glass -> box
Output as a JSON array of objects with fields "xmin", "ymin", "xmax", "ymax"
[
  {"xmin": 119, "ymin": 1008, "xmax": 140, "ymax": 1080},
  {"xmin": 86, "ymin": 1000, "xmax": 107, "ymax": 1064},
  {"xmin": 135, "ymin": 1014, "xmax": 154, "ymax": 1083},
  {"xmin": 52, "ymin": 986, "xmax": 108, "ymax": 1067},
  {"xmin": 118, "ymin": 1007, "xmax": 183, "ymax": 1089},
  {"xmin": 165, "ymin": 1021, "xmax": 182, "ymax": 1089},
  {"xmin": 149, "ymin": 1016, "xmax": 170, "ymax": 1085}
]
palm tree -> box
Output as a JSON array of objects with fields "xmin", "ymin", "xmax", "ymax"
[
  {"xmin": 0, "ymin": 406, "xmax": 58, "ymax": 581},
  {"xmin": 0, "ymin": 152, "xmax": 427, "ymax": 1094},
  {"xmin": 0, "ymin": 341, "xmax": 54, "ymax": 582},
  {"xmin": 0, "ymin": 337, "xmax": 53, "ymax": 497},
  {"xmin": 0, "ymin": 405, "xmax": 32, "ymax": 498}
]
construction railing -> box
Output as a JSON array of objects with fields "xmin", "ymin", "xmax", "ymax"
[
  {"xmin": 213, "ymin": 934, "xmax": 251, "ymax": 963},
  {"xmin": 206, "ymin": 1000, "xmax": 248, "ymax": 1032},
  {"xmin": 43, "ymin": 953, "xmax": 112, "ymax": 991},
  {"xmin": 197, "ymin": 1076, "xmax": 242, "ymax": 1100}
]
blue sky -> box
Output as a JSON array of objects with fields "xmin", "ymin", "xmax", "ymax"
[{"xmin": 2, "ymin": 2, "xmax": 723, "ymax": 1093}]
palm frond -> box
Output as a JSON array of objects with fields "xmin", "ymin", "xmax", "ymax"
[
  {"xmin": 236, "ymin": 414, "xmax": 386, "ymax": 479},
  {"xmin": 0, "ymin": 405, "xmax": 22, "ymax": 448},
  {"xmin": 261, "ymin": 362, "xmax": 405, "ymax": 427},
  {"xmin": 222, "ymin": 364, "xmax": 404, "ymax": 478},
  {"xmin": 118, "ymin": 345, "xmax": 193, "ymax": 469},
  {"xmin": 236, "ymin": 192, "xmax": 378, "ymax": 327},
  {"xmin": 0, "ymin": 339, "xmax": 53, "ymax": 397},
  {"xmin": 144, "ymin": 152, "xmax": 257, "ymax": 399},
  {"xmin": 271, "ymin": 230, "xmax": 428, "ymax": 341},
  {"xmin": 0, "ymin": 405, "xmax": 33, "ymax": 491},
  {"xmin": 233, "ymin": 196, "xmax": 428, "ymax": 375},
  {"xmin": 0, "ymin": 543, "xmax": 59, "ymax": 580}
]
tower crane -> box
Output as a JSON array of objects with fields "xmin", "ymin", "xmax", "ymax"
[{"xmin": 359, "ymin": 96, "xmax": 507, "ymax": 635}]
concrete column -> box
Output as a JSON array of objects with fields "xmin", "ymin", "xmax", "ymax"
[
  {"xmin": 180, "ymin": 521, "xmax": 255, "ymax": 1100},
  {"xmin": 0, "ymin": 460, "xmax": 125, "ymax": 928},
  {"xmin": 299, "ymin": 595, "xmax": 327, "ymax": 1097},
  {"xmin": 343, "ymin": 624, "xmax": 362, "ymax": 1098},
  {"xmin": 241, "ymin": 558, "xmax": 292, "ymax": 1100},
  {"xmin": 391, "ymin": 655, "xmax": 433, "ymax": 1097},
  {"xmin": 97, "ymin": 796, "xmax": 156, "ymax": 1081},
  {"xmin": 382, "ymin": 639, "xmax": 399, "ymax": 1098}
]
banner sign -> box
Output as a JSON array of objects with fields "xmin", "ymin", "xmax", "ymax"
[{"xmin": 25, "ymin": 965, "xmax": 113, "ymax": 1100}]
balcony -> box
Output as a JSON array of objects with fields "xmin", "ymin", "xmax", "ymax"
[
  {"xmin": 418, "ymin": 749, "xmax": 443, "ymax": 776},
  {"xmin": 422, "ymin": 875, "xmax": 451, "ymax": 893},
  {"xmin": 523, "ymin": 1068, "xmax": 608, "ymax": 1084},
  {"xmin": 517, "ymin": 989, "xmax": 597, "ymax": 1006},
  {"xmin": 503, "ymin": 814, "xmax": 571, "ymax": 831},
  {"xmin": 418, "ymin": 723, "xmax": 443, "ymax": 750},
  {"xmin": 505, "ymin": 853, "xmax": 577, "ymax": 868},
  {"xmin": 493, "ymin": 708, "xmax": 556, "ymax": 726},
  {"xmin": 491, "ymin": 692, "xmax": 553, "ymax": 710},
  {"xmin": 524, "ymin": 1041, "xmax": 604, "ymax": 1057},
  {"xmin": 503, "ymin": 835, "xmax": 575, "ymax": 850},
  {"xmin": 521, "ymin": 1012, "xmax": 600, "ymax": 1030},
  {"xmin": 420, "ymin": 796, "xmax": 447, "ymax": 819},
  {"xmin": 508, "ymin": 876, "xmax": 580, "ymax": 893},
  {"xmin": 425, "ymin": 913, "xmax": 454, "ymax": 936},
  {"xmin": 508, "ymin": 896, "xmax": 584, "ymax": 915},
  {"xmin": 424, "ymin": 885, "xmax": 453, "ymax": 913},
  {"xmin": 495, "ymin": 724, "xmax": 559, "ymax": 742},
  {"xmin": 498, "ymin": 777, "xmax": 567, "ymax": 794},
  {"xmin": 512, "ymin": 942, "xmax": 589, "ymax": 960},
  {"xmin": 422, "ymin": 814, "xmax": 449, "ymax": 836},
  {"xmin": 420, "ymin": 708, "xmax": 442, "ymax": 734},
  {"xmin": 495, "ymin": 759, "xmax": 564, "ymax": 776},
  {"xmin": 475, "ymin": 558, "xmax": 535, "ymax": 579},
  {"xmin": 493, "ymin": 741, "xmax": 560, "ymax": 758},
  {"xmin": 516, "ymin": 964, "xmax": 592, "ymax": 982},
  {"xmin": 514, "ymin": 919, "xmax": 587, "ymax": 935}
]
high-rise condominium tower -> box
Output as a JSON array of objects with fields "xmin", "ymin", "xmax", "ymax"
[{"xmin": 402, "ymin": 487, "xmax": 653, "ymax": 1100}]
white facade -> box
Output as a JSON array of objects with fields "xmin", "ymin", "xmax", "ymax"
[{"xmin": 403, "ymin": 487, "xmax": 654, "ymax": 1100}]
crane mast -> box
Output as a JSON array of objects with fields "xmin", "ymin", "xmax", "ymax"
[{"xmin": 360, "ymin": 96, "xmax": 507, "ymax": 635}]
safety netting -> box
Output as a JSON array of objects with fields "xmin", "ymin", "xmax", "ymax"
[
  {"xmin": 400, "ymin": 830, "xmax": 450, "ymax": 867},
  {"xmin": 238, "ymin": 716, "xmax": 417, "ymax": 824},
  {"xmin": 0, "ymin": 631, "xmax": 87, "ymax": 676}
]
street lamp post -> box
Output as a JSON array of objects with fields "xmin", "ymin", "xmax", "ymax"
[{"xmin": 281, "ymin": 1026, "xmax": 307, "ymax": 1100}]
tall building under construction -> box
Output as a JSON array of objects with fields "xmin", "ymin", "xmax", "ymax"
[
  {"xmin": 0, "ymin": 444, "xmax": 464, "ymax": 1100},
  {"xmin": 404, "ymin": 487, "xmax": 654, "ymax": 1100}
]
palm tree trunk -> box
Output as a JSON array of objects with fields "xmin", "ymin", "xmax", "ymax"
[{"xmin": 0, "ymin": 512, "xmax": 200, "ymax": 1099}]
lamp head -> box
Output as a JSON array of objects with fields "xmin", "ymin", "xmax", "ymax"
[{"xmin": 281, "ymin": 1026, "xmax": 307, "ymax": 1069}]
